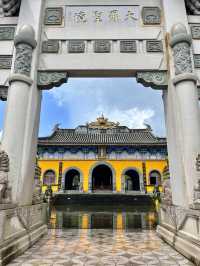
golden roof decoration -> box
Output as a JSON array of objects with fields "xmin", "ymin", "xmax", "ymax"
[{"xmin": 87, "ymin": 115, "xmax": 120, "ymax": 129}]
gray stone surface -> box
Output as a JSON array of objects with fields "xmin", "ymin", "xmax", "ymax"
[
  {"xmin": 0, "ymin": 27, "xmax": 15, "ymax": 40},
  {"xmin": 44, "ymin": 8, "xmax": 63, "ymax": 25},
  {"xmin": 194, "ymin": 54, "xmax": 200, "ymax": 68},
  {"xmin": 120, "ymin": 40, "xmax": 137, "ymax": 53},
  {"xmin": 146, "ymin": 40, "xmax": 163, "ymax": 52},
  {"xmin": 42, "ymin": 40, "xmax": 59, "ymax": 53},
  {"xmin": 142, "ymin": 7, "xmax": 161, "ymax": 25},
  {"xmin": 94, "ymin": 40, "xmax": 111, "ymax": 53},
  {"xmin": 191, "ymin": 25, "xmax": 200, "ymax": 39},
  {"xmin": 0, "ymin": 55, "xmax": 12, "ymax": 69},
  {"xmin": 68, "ymin": 40, "xmax": 85, "ymax": 53}
]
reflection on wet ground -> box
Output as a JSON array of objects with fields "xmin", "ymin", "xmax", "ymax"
[
  {"xmin": 49, "ymin": 204, "xmax": 158, "ymax": 230},
  {"xmin": 8, "ymin": 204, "xmax": 194, "ymax": 265}
]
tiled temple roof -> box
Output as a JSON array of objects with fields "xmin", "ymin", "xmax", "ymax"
[{"xmin": 38, "ymin": 117, "xmax": 166, "ymax": 146}]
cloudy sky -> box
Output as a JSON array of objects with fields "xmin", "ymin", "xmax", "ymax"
[{"xmin": 0, "ymin": 78, "xmax": 166, "ymax": 139}]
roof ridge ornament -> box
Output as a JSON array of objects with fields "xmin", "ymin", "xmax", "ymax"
[{"xmin": 87, "ymin": 115, "xmax": 120, "ymax": 129}]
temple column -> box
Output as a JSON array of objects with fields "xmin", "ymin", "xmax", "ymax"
[
  {"xmin": 170, "ymin": 23, "xmax": 200, "ymax": 206},
  {"xmin": 161, "ymin": 0, "xmax": 200, "ymax": 207},
  {"xmin": 1, "ymin": 25, "xmax": 37, "ymax": 205},
  {"xmin": 1, "ymin": 0, "xmax": 44, "ymax": 205}
]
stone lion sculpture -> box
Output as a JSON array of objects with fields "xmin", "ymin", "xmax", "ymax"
[{"xmin": 0, "ymin": 150, "xmax": 11, "ymax": 204}]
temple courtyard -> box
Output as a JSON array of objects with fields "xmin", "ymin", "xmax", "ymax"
[{"xmin": 8, "ymin": 229, "xmax": 193, "ymax": 266}]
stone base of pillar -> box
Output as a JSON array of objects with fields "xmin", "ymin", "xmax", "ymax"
[
  {"xmin": 157, "ymin": 204, "xmax": 200, "ymax": 265},
  {"xmin": 0, "ymin": 203, "xmax": 48, "ymax": 266}
]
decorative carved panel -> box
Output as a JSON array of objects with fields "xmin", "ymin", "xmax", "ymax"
[
  {"xmin": 173, "ymin": 43, "xmax": 192, "ymax": 75},
  {"xmin": 137, "ymin": 71, "xmax": 167, "ymax": 90},
  {"xmin": 194, "ymin": 55, "xmax": 200, "ymax": 68},
  {"xmin": 146, "ymin": 41, "xmax": 163, "ymax": 52},
  {"xmin": 191, "ymin": 25, "xmax": 200, "ymax": 39},
  {"xmin": 68, "ymin": 40, "xmax": 85, "ymax": 53},
  {"xmin": 44, "ymin": 8, "xmax": 63, "ymax": 25},
  {"xmin": 94, "ymin": 40, "xmax": 111, "ymax": 53},
  {"xmin": 37, "ymin": 71, "xmax": 68, "ymax": 90},
  {"xmin": 42, "ymin": 40, "xmax": 59, "ymax": 53},
  {"xmin": 0, "ymin": 56, "xmax": 12, "ymax": 69},
  {"xmin": 142, "ymin": 7, "xmax": 161, "ymax": 25},
  {"xmin": 120, "ymin": 40, "xmax": 137, "ymax": 53},
  {"xmin": 14, "ymin": 44, "xmax": 33, "ymax": 76},
  {"xmin": 0, "ymin": 27, "xmax": 15, "ymax": 40}
]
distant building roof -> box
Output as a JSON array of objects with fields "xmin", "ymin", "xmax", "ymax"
[{"xmin": 38, "ymin": 116, "xmax": 166, "ymax": 146}]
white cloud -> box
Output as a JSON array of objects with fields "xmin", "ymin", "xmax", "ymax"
[
  {"xmin": 84, "ymin": 106, "xmax": 154, "ymax": 129},
  {"xmin": 42, "ymin": 77, "xmax": 165, "ymax": 136}
]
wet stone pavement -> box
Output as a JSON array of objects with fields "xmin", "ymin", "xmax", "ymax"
[{"xmin": 8, "ymin": 229, "xmax": 194, "ymax": 266}]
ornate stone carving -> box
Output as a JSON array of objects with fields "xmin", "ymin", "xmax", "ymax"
[
  {"xmin": 0, "ymin": 56, "xmax": 12, "ymax": 69},
  {"xmin": 146, "ymin": 41, "xmax": 163, "ymax": 52},
  {"xmin": 173, "ymin": 43, "xmax": 193, "ymax": 75},
  {"xmin": 0, "ymin": 150, "xmax": 11, "ymax": 204},
  {"xmin": 14, "ymin": 44, "xmax": 33, "ymax": 76},
  {"xmin": 0, "ymin": 27, "xmax": 15, "ymax": 40},
  {"xmin": 170, "ymin": 23, "xmax": 193, "ymax": 76},
  {"xmin": 120, "ymin": 40, "xmax": 137, "ymax": 53},
  {"xmin": 13, "ymin": 25, "xmax": 37, "ymax": 77},
  {"xmin": 136, "ymin": 71, "xmax": 168, "ymax": 90},
  {"xmin": 194, "ymin": 54, "xmax": 200, "ymax": 68},
  {"xmin": 142, "ymin": 7, "xmax": 161, "ymax": 25},
  {"xmin": 44, "ymin": 8, "xmax": 63, "ymax": 25},
  {"xmin": 94, "ymin": 40, "xmax": 111, "ymax": 53},
  {"xmin": 161, "ymin": 179, "xmax": 172, "ymax": 205},
  {"xmin": 0, "ymin": 87, "xmax": 8, "ymax": 101},
  {"xmin": 2, "ymin": 0, "xmax": 21, "ymax": 17},
  {"xmin": 191, "ymin": 25, "xmax": 200, "ymax": 39},
  {"xmin": 42, "ymin": 40, "xmax": 59, "ymax": 53},
  {"xmin": 37, "ymin": 71, "xmax": 68, "ymax": 90},
  {"xmin": 185, "ymin": 0, "xmax": 200, "ymax": 15},
  {"xmin": 68, "ymin": 40, "xmax": 85, "ymax": 53}
]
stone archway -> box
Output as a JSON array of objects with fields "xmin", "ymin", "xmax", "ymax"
[
  {"xmin": 149, "ymin": 170, "xmax": 162, "ymax": 186},
  {"xmin": 89, "ymin": 162, "xmax": 116, "ymax": 192},
  {"xmin": 92, "ymin": 164, "xmax": 113, "ymax": 191},
  {"xmin": 121, "ymin": 168, "xmax": 143, "ymax": 192},
  {"xmin": 62, "ymin": 167, "xmax": 83, "ymax": 192}
]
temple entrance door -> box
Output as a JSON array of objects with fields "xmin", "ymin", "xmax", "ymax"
[
  {"xmin": 124, "ymin": 170, "xmax": 140, "ymax": 192},
  {"xmin": 92, "ymin": 164, "xmax": 113, "ymax": 191},
  {"xmin": 65, "ymin": 169, "xmax": 80, "ymax": 191}
]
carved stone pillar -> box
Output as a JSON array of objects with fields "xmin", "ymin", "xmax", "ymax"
[
  {"xmin": 1, "ymin": 25, "xmax": 37, "ymax": 204},
  {"xmin": 170, "ymin": 23, "xmax": 200, "ymax": 207}
]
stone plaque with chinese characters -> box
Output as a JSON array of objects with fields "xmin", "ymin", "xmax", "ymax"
[{"xmin": 66, "ymin": 6, "xmax": 139, "ymax": 27}]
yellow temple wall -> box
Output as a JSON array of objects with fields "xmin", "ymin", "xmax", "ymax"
[{"xmin": 39, "ymin": 159, "xmax": 167, "ymax": 193}]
